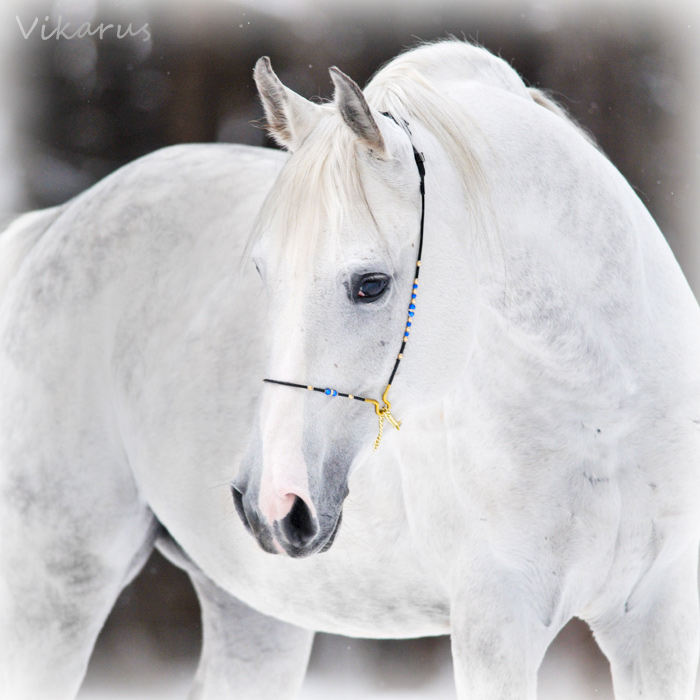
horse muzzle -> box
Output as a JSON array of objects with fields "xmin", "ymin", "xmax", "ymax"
[{"xmin": 231, "ymin": 481, "xmax": 345, "ymax": 558}]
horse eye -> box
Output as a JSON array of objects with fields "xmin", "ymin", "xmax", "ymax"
[{"xmin": 353, "ymin": 275, "xmax": 388, "ymax": 303}]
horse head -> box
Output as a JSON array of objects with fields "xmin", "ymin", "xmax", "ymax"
[{"xmin": 232, "ymin": 57, "xmax": 479, "ymax": 557}]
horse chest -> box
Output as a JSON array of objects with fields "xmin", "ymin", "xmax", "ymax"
[
  {"xmin": 216, "ymin": 527, "xmax": 453, "ymax": 639},
  {"xmin": 392, "ymin": 397, "xmax": 655, "ymax": 610}
]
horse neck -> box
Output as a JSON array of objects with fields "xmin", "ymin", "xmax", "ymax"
[
  {"xmin": 480, "ymin": 101, "xmax": 659, "ymax": 367},
  {"xmin": 405, "ymin": 85, "xmax": 675, "ymax": 426}
]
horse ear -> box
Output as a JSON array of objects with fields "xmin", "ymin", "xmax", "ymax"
[
  {"xmin": 253, "ymin": 57, "xmax": 321, "ymax": 151},
  {"xmin": 329, "ymin": 67, "xmax": 387, "ymax": 158}
]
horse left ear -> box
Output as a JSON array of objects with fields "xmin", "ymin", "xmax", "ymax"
[{"xmin": 329, "ymin": 67, "xmax": 388, "ymax": 158}]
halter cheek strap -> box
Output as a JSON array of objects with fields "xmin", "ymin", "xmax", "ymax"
[{"xmin": 264, "ymin": 118, "xmax": 426, "ymax": 450}]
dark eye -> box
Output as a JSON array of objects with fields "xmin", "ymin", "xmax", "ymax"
[{"xmin": 353, "ymin": 274, "xmax": 389, "ymax": 303}]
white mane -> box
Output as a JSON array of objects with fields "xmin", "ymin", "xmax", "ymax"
[
  {"xmin": 251, "ymin": 41, "xmax": 588, "ymax": 270},
  {"xmin": 365, "ymin": 41, "xmax": 594, "ymax": 232}
]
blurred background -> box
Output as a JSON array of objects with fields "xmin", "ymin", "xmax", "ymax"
[{"xmin": 0, "ymin": 0, "xmax": 698, "ymax": 697}]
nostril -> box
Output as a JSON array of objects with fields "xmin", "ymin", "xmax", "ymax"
[
  {"xmin": 231, "ymin": 484, "xmax": 252, "ymax": 534},
  {"xmin": 279, "ymin": 495, "xmax": 318, "ymax": 549}
]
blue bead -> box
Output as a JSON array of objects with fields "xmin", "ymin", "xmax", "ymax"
[
  {"xmin": 406, "ymin": 322, "xmax": 412, "ymax": 327},
  {"xmin": 325, "ymin": 388, "xmax": 331, "ymax": 395},
  {"xmin": 332, "ymin": 390, "xmax": 338, "ymax": 397},
  {"xmin": 413, "ymin": 284, "xmax": 418, "ymax": 289},
  {"xmin": 404, "ymin": 331, "xmax": 410, "ymax": 337},
  {"xmin": 409, "ymin": 304, "xmax": 416, "ymax": 310},
  {"xmin": 411, "ymin": 293, "xmax": 417, "ymax": 299},
  {"xmin": 408, "ymin": 311, "xmax": 414, "ymax": 317}
]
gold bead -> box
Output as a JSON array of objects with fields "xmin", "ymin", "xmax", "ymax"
[
  {"xmin": 398, "ymin": 353, "xmax": 403, "ymax": 359},
  {"xmin": 348, "ymin": 394, "xmax": 354, "ymax": 400},
  {"xmin": 307, "ymin": 386, "xmax": 313, "ymax": 391},
  {"xmin": 416, "ymin": 260, "xmax": 422, "ymax": 267}
]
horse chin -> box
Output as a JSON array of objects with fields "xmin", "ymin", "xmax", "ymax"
[{"xmin": 256, "ymin": 531, "xmax": 281, "ymax": 556}]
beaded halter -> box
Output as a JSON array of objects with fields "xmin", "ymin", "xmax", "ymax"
[{"xmin": 264, "ymin": 116, "xmax": 426, "ymax": 450}]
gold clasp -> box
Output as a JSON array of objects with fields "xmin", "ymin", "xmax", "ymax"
[{"xmin": 365, "ymin": 385, "xmax": 401, "ymax": 450}]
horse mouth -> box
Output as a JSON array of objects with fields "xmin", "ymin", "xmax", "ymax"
[
  {"xmin": 231, "ymin": 483, "xmax": 280, "ymax": 555},
  {"xmin": 319, "ymin": 511, "xmax": 343, "ymax": 552}
]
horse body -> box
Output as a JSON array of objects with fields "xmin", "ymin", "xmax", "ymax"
[
  {"xmin": 0, "ymin": 144, "xmax": 298, "ymax": 698},
  {"xmin": 412, "ymin": 70, "xmax": 700, "ymax": 598},
  {"xmin": 395, "ymin": 54, "xmax": 700, "ymax": 698},
  {"xmin": 1, "ymin": 40, "xmax": 699, "ymax": 700},
  {"xmin": 409, "ymin": 54, "xmax": 700, "ymax": 696}
]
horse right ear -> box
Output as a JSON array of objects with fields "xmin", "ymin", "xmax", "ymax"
[{"xmin": 253, "ymin": 57, "xmax": 321, "ymax": 152}]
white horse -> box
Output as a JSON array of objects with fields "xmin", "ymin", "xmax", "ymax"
[{"xmin": 0, "ymin": 40, "xmax": 699, "ymax": 700}]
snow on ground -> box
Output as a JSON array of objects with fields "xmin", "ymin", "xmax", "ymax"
[
  {"xmin": 76, "ymin": 621, "xmax": 627, "ymax": 700},
  {"xmin": 78, "ymin": 610, "xmax": 700, "ymax": 700}
]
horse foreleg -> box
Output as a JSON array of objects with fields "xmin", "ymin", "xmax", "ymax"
[
  {"xmin": 589, "ymin": 546, "xmax": 700, "ymax": 700},
  {"xmin": 449, "ymin": 570, "xmax": 555, "ymax": 700},
  {"xmin": 0, "ymin": 504, "xmax": 157, "ymax": 700},
  {"xmin": 188, "ymin": 571, "xmax": 314, "ymax": 700}
]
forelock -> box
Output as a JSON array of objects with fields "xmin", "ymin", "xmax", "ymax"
[{"xmin": 248, "ymin": 111, "xmax": 390, "ymax": 277}]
